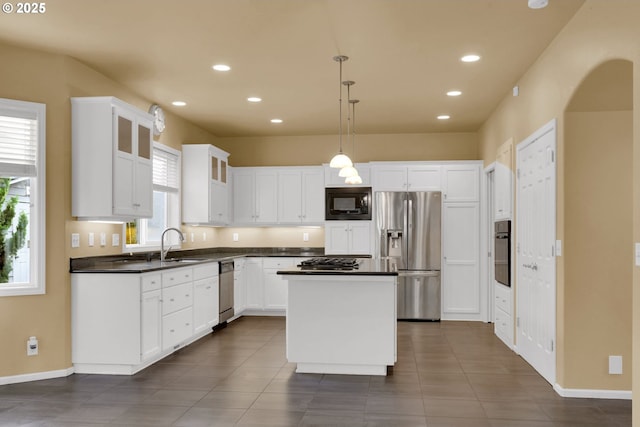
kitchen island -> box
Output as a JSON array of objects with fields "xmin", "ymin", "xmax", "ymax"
[{"xmin": 278, "ymin": 259, "xmax": 398, "ymax": 376}]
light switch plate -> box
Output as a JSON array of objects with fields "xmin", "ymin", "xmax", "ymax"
[
  {"xmin": 88, "ymin": 232, "xmax": 94, "ymax": 247},
  {"xmin": 233, "ymin": 233, "xmax": 239, "ymax": 242},
  {"xmin": 112, "ymin": 233, "xmax": 120, "ymax": 246},
  {"xmin": 100, "ymin": 232, "xmax": 106, "ymax": 247},
  {"xmin": 609, "ymin": 355, "xmax": 623, "ymax": 375},
  {"xmin": 71, "ymin": 233, "xmax": 80, "ymax": 248}
]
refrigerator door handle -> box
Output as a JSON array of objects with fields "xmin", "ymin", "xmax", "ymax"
[{"xmin": 398, "ymin": 270, "xmax": 440, "ymax": 277}]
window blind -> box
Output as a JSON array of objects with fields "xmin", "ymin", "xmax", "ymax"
[
  {"xmin": 0, "ymin": 110, "xmax": 38, "ymax": 177},
  {"xmin": 153, "ymin": 146, "xmax": 179, "ymax": 193}
]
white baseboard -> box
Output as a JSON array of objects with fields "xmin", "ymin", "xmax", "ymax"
[
  {"xmin": 0, "ymin": 367, "xmax": 74, "ymax": 386},
  {"xmin": 554, "ymin": 383, "xmax": 632, "ymax": 400}
]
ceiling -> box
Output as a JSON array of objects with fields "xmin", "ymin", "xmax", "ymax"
[{"xmin": 0, "ymin": 0, "xmax": 584, "ymax": 137}]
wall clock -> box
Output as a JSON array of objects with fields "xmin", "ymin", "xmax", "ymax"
[{"xmin": 149, "ymin": 104, "xmax": 165, "ymax": 136}]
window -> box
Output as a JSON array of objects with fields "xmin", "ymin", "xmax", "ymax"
[
  {"xmin": 125, "ymin": 143, "xmax": 181, "ymax": 250},
  {"xmin": 0, "ymin": 98, "xmax": 46, "ymax": 297}
]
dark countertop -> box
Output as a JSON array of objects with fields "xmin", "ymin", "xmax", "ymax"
[
  {"xmin": 70, "ymin": 247, "xmax": 327, "ymax": 273},
  {"xmin": 277, "ymin": 258, "xmax": 399, "ymax": 276}
]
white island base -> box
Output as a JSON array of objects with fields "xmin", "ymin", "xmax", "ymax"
[{"xmin": 284, "ymin": 274, "xmax": 397, "ymax": 376}]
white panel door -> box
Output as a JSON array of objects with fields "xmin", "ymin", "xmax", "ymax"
[
  {"xmin": 442, "ymin": 203, "xmax": 480, "ymax": 316},
  {"xmin": 516, "ymin": 119, "xmax": 556, "ymax": 385}
]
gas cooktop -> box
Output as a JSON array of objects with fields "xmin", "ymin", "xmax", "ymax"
[{"xmin": 298, "ymin": 257, "xmax": 360, "ymax": 270}]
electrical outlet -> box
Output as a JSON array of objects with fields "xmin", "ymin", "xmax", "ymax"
[
  {"xmin": 190, "ymin": 232, "xmax": 195, "ymax": 243},
  {"xmin": 112, "ymin": 233, "xmax": 120, "ymax": 246},
  {"xmin": 88, "ymin": 232, "xmax": 94, "ymax": 247},
  {"xmin": 303, "ymin": 232, "xmax": 309, "ymax": 242},
  {"xmin": 100, "ymin": 232, "xmax": 106, "ymax": 247},
  {"xmin": 71, "ymin": 233, "xmax": 80, "ymax": 248},
  {"xmin": 233, "ymin": 233, "xmax": 239, "ymax": 242},
  {"xmin": 202, "ymin": 232, "xmax": 206, "ymax": 241},
  {"xmin": 27, "ymin": 336, "xmax": 38, "ymax": 356}
]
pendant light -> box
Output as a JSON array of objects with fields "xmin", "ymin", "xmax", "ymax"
[
  {"xmin": 345, "ymin": 98, "xmax": 363, "ymax": 185},
  {"xmin": 329, "ymin": 55, "xmax": 353, "ymax": 169},
  {"xmin": 339, "ymin": 80, "xmax": 358, "ymax": 178}
]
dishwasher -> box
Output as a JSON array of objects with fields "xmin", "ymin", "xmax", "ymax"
[{"xmin": 218, "ymin": 260, "xmax": 235, "ymax": 326}]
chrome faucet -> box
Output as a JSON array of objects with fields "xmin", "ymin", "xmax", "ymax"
[{"xmin": 160, "ymin": 227, "xmax": 185, "ymax": 263}]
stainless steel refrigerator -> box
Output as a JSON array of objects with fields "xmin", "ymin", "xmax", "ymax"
[{"xmin": 375, "ymin": 191, "xmax": 441, "ymax": 320}]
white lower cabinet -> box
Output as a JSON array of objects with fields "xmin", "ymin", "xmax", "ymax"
[
  {"xmin": 193, "ymin": 264, "xmax": 219, "ymax": 334},
  {"xmin": 141, "ymin": 273, "xmax": 162, "ymax": 361},
  {"xmin": 238, "ymin": 257, "xmax": 309, "ymax": 315},
  {"xmin": 162, "ymin": 307, "xmax": 194, "ymax": 351},
  {"xmin": 244, "ymin": 258, "xmax": 264, "ymax": 310},
  {"xmin": 263, "ymin": 258, "xmax": 294, "ymax": 310},
  {"xmin": 233, "ymin": 258, "xmax": 246, "ymax": 316},
  {"xmin": 494, "ymin": 283, "xmax": 513, "ymax": 347},
  {"xmin": 72, "ymin": 262, "xmax": 220, "ymax": 375}
]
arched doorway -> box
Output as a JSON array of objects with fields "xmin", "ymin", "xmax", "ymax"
[{"xmin": 562, "ymin": 59, "xmax": 633, "ymax": 394}]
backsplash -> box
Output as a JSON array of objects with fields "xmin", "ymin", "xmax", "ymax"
[{"xmin": 67, "ymin": 220, "xmax": 325, "ymax": 257}]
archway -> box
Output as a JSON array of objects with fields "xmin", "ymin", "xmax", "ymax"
[{"xmin": 562, "ymin": 59, "xmax": 633, "ymax": 393}]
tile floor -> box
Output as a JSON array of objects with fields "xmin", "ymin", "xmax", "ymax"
[{"xmin": 0, "ymin": 316, "xmax": 631, "ymax": 426}]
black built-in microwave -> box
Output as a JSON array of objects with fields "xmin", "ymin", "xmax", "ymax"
[{"xmin": 325, "ymin": 187, "xmax": 372, "ymax": 220}]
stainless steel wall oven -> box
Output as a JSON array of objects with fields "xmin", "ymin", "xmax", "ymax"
[{"xmin": 494, "ymin": 220, "xmax": 511, "ymax": 287}]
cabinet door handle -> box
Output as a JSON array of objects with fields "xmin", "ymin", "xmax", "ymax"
[
  {"xmin": 170, "ymin": 329, "xmax": 175, "ymax": 333},
  {"xmin": 185, "ymin": 294, "xmax": 190, "ymax": 297},
  {"xmin": 170, "ymin": 298, "xmax": 175, "ymax": 302}
]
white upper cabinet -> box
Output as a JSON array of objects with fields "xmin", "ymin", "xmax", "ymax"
[
  {"xmin": 182, "ymin": 144, "xmax": 230, "ymax": 225},
  {"xmin": 324, "ymin": 221, "xmax": 372, "ymax": 255},
  {"xmin": 442, "ymin": 164, "xmax": 480, "ymax": 202},
  {"xmin": 495, "ymin": 141, "xmax": 513, "ymax": 220},
  {"xmin": 324, "ymin": 163, "xmax": 371, "ymax": 187},
  {"xmin": 278, "ymin": 167, "xmax": 324, "ymax": 224},
  {"xmin": 72, "ymin": 97, "xmax": 153, "ymax": 220},
  {"xmin": 371, "ymin": 163, "xmax": 441, "ymax": 191},
  {"xmin": 232, "ymin": 168, "xmax": 278, "ymax": 224}
]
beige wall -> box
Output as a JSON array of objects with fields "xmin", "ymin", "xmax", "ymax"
[
  {"xmin": 215, "ymin": 133, "xmax": 478, "ymax": 167},
  {"xmin": 0, "ymin": 42, "xmax": 221, "ymax": 377},
  {"xmin": 565, "ymin": 110, "xmax": 632, "ymax": 390},
  {"xmin": 477, "ymin": 0, "xmax": 640, "ymax": 405}
]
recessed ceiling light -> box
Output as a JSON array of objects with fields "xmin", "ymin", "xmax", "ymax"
[
  {"xmin": 270, "ymin": 119, "xmax": 283, "ymax": 124},
  {"xmin": 447, "ymin": 90, "xmax": 462, "ymax": 97},
  {"xmin": 247, "ymin": 97, "xmax": 262, "ymax": 103},
  {"xmin": 212, "ymin": 64, "xmax": 231, "ymax": 71},
  {"xmin": 437, "ymin": 115, "xmax": 451, "ymax": 120},
  {"xmin": 460, "ymin": 54, "xmax": 481, "ymax": 63},
  {"xmin": 528, "ymin": 0, "xmax": 548, "ymax": 9},
  {"xmin": 172, "ymin": 101, "xmax": 187, "ymax": 106}
]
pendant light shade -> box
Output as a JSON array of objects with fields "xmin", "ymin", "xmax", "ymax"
[
  {"xmin": 345, "ymin": 174, "xmax": 363, "ymax": 185},
  {"xmin": 329, "ymin": 153, "xmax": 353, "ymax": 169},
  {"xmin": 330, "ymin": 55, "xmax": 352, "ymax": 168},
  {"xmin": 339, "ymin": 165, "xmax": 358, "ymax": 178}
]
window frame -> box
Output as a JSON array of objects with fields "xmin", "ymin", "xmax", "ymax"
[
  {"xmin": 0, "ymin": 98, "xmax": 46, "ymax": 297},
  {"xmin": 124, "ymin": 142, "xmax": 181, "ymax": 252}
]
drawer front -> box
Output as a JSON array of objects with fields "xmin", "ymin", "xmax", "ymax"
[
  {"xmin": 193, "ymin": 263, "xmax": 218, "ymax": 281},
  {"xmin": 494, "ymin": 307, "xmax": 513, "ymax": 346},
  {"xmin": 141, "ymin": 274, "xmax": 161, "ymax": 292},
  {"xmin": 162, "ymin": 267, "xmax": 193, "ymax": 287},
  {"xmin": 262, "ymin": 258, "xmax": 294, "ymax": 269},
  {"xmin": 495, "ymin": 283, "xmax": 511, "ymax": 315},
  {"xmin": 162, "ymin": 283, "xmax": 193, "ymax": 315},
  {"xmin": 162, "ymin": 307, "xmax": 193, "ymax": 350}
]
